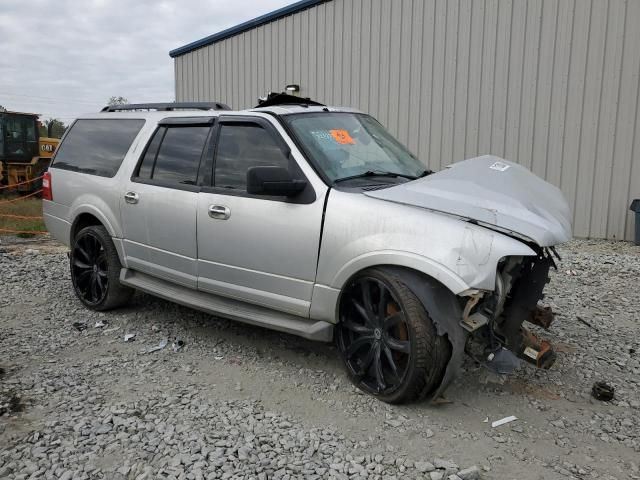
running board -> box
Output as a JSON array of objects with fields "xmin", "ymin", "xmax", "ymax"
[{"xmin": 119, "ymin": 268, "xmax": 334, "ymax": 342}]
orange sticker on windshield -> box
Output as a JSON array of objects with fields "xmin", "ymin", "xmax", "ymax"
[{"xmin": 330, "ymin": 129, "xmax": 355, "ymax": 145}]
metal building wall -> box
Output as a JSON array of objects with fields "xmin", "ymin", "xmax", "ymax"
[{"xmin": 175, "ymin": 0, "xmax": 640, "ymax": 241}]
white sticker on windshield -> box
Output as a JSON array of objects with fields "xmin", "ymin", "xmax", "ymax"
[
  {"xmin": 490, "ymin": 161, "xmax": 510, "ymax": 172},
  {"xmin": 311, "ymin": 130, "xmax": 339, "ymax": 149}
]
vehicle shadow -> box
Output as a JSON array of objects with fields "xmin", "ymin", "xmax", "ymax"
[
  {"xmin": 125, "ymin": 291, "xmax": 343, "ymax": 372},
  {"xmin": 120, "ymin": 291, "xmax": 548, "ymax": 411}
]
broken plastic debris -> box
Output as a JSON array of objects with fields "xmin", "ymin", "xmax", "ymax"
[
  {"xmin": 214, "ymin": 356, "xmax": 224, "ymax": 360},
  {"xmin": 124, "ymin": 333, "xmax": 136, "ymax": 342},
  {"xmin": 483, "ymin": 417, "xmax": 489, "ymax": 423},
  {"xmin": 523, "ymin": 346, "xmax": 539, "ymax": 361},
  {"xmin": 431, "ymin": 396, "xmax": 453, "ymax": 405},
  {"xmin": 72, "ymin": 322, "xmax": 87, "ymax": 332},
  {"xmin": 143, "ymin": 338, "xmax": 168, "ymax": 354},
  {"xmin": 479, "ymin": 370, "xmax": 507, "ymax": 385},
  {"xmin": 94, "ymin": 320, "xmax": 106, "ymax": 328},
  {"xmin": 483, "ymin": 347, "xmax": 521, "ymax": 375},
  {"xmin": 591, "ymin": 381, "xmax": 615, "ymax": 401},
  {"xmin": 576, "ymin": 315, "xmax": 599, "ymax": 332},
  {"xmin": 172, "ymin": 339, "xmax": 184, "ymax": 352},
  {"xmin": 491, "ymin": 416, "xmax": 518, "ymax": 428}
]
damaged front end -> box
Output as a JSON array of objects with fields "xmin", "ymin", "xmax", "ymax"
[{"xmin": 461, "ymin": 247, "xmax": 561, "ymax": 374}]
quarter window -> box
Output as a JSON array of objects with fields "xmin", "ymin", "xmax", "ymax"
[
  {"xmin": 52, "ymin": 119, "xmax": 144, "ymax": 177},
  {"xmin": 136, "ymin": 127, "xmax": 165, "ymax": 180},
  {"xmin": 214, "ymin": 124, "xmax": 291, "ymax": 191}
]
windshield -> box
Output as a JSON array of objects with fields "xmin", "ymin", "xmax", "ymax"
[{"xmin": 284, "ymin": 112, "xmax": 426, "ymax": 183}]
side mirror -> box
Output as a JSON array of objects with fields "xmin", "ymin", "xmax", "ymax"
[{"xmin": 246, "ymin": 166, "xmax": 307, "ymax": 197}]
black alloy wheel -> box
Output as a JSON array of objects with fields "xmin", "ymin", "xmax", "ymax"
[
  {"xmin": 336, "ymin": 268, "xmax": 450, "ymax": 404},
  {"xmin": 337, "ymin": 276, "xmax": 412, "ymax": 396},
  {"xmin": 70, "ymin": 225, "xmax": 133, "ymax": 311},
  {"xmin": 72, "ymin": 231, "xmax": 109, "ymax": 305}
]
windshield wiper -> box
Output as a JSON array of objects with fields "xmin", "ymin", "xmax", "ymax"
[{"xmin": 334, "ymin": 170, "xmax": 419, "ymax": 184}]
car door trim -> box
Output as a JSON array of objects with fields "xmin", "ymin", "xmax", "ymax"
[
  {"xmin": 130, "ymin": 178, "xmax": 201, "ymax": 193},
  {"xmin": 158, "ymin": 116, "xmax": 215, "ymax": 126}
]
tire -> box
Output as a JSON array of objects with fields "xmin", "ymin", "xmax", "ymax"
[
  {"xmin": 335, "ymin": 268, "xmax": 450, "ymax": 404},
  {"xmin": 70, "ymin": 225, "xmax": 133, "ymax": 311}
]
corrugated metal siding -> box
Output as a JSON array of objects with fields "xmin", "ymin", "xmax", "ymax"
[{"xmin": 175, "ymin": 0, "xmax": 640, "ymax": 241}]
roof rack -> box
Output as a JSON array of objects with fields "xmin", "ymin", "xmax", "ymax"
[
  {"xmin": 255, "ymin": 93, "xmax": 325, "ymax": 109},
  {"xmin": 101, "ymin": 102, "xmax": 231, "ymax": 112}
]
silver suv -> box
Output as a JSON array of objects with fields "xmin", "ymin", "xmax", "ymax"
[{"xmin": 43, "ymin": 96, "xmax": 572, "ymax": 403}]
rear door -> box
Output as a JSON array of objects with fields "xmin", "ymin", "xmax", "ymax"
[
  {"xmin": 196, "ymin": 116, "xmax": 327, "ymax": 316},
  {"xmin": 120, "ymin": 118, "xmax": 213, "ymax": 288}
]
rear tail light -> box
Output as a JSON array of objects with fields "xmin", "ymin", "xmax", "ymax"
[{"xmin": 42, "ymin": 171, "xmax": 52, "ymax": 201}]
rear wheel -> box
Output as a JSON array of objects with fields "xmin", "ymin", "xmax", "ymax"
[
  {"xmin": 70, "ymin": 225, "xmax": 133, "ymax": 310},
  {"xmin": 336, "ymin": 268, "xmax": 449, "ymax": 403}
]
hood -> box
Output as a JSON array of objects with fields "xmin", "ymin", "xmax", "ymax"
[{"xmin": 364, "ymin": 155, "xmax": 572, "ymax": 246}]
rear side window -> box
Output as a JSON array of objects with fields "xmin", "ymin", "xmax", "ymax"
[
  {"xmin": 135, "ymin": 126, "xmax": 210, "ymax": 186},
  {"xmin": 52, "ymin": 119, "xmax": 144, "ymax": 177}
]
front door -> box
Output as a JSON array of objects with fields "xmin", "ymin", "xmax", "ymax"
[
  {"xmin": 197, "ymin": 116, "xmax": 326, "ymax": 316},
  {"xmin": 120, "ymin": 121, "xmax": 212, "ymax": 288}
]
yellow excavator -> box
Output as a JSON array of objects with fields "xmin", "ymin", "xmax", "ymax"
[{"xmin": 0, "ymin": 110, "xmax": 60, "ymax": 193}]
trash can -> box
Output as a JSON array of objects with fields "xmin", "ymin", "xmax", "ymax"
[{"xmin": 631, "ymin": 199, "xmax": 640, "ymax": 245}]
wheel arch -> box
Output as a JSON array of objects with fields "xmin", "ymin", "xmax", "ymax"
[
  {"xmin": 70, "ymin": 212, "xmax": 104, "ymax": 244},
  {"xmin": 377, "ymin": 266, "xmax": 467, "ymax": 401},
  {"xmin": 69, "ymin": 207, "xmax": 126, "ymax": 265},
  {"xmin": 310, "ymin": 253, "xmax": 472, "ymax": 325}
]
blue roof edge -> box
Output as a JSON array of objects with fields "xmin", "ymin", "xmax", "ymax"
[{"xmin": 169, "ymin": 0, "xmax": 329, "ymax": 58}]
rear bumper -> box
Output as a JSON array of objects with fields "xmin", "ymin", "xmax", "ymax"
[{"xmin": 43, "ymin": 211, "xmax": 71, "ymax": 247}]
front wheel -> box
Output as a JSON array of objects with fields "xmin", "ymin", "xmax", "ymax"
[
  {"xmin": 70, "ymin": 225, "xmax": 133, "ymax": 311},
  {"xmin": 336, "ymin": 268, "xmax": 450, "ymax": 404}
]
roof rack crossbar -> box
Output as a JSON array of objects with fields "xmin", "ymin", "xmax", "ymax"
[{"xmin": 101, "ymin": 102, "xmax": 231, "ymax": 112}]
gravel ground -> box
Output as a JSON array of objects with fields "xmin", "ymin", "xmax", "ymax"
[{"xmin": 0, "ymin": 238, "xmax": 638, "ymax": 480}]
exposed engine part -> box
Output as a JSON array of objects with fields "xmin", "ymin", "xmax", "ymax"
[
  {"xmin": 520, "ymin": 328, "xmax": 557, "ymax": 369},
  {"xmin": 461, "ymin": 292, "xmax": 488, "ymax": 332},
  {"xmin": 460, "ymin": 312, "xmax": 489, "ymax": 332},
  {"xmin": 463, "ymin": 249, "xmax": 558, "ymax": 372},
  {"xmin": 526, "ymin": 305, "xmax": 556, "ymax": 330},
  {"xmin": 494, "ymin": 249, "xmax": 555, "ymax": 351},
  {"xmin": 462, "ymin": 292, "xmax": 482, "ymax": 321}
]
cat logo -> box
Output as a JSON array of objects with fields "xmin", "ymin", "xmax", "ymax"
[{"xmin": 41, "ymin": 144, "xmax": 55, "ymax": 153}]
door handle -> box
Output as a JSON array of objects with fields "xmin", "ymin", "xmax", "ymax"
[
  {"xmin": 208, "ymin": 205, "xmax": 231, "ymax": 220},
  {"xmin": 124, "ymin": 191, "xmax": 139, "ymax": 204}
]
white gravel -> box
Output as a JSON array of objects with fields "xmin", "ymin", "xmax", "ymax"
[{"xmin": 1, "ymin": 238, "xmax": 639, "ymax": 480}]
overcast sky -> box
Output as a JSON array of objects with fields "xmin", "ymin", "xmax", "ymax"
[{"xmin": 0, "ymin": 0, "xmax": 293, "ymax": 124}]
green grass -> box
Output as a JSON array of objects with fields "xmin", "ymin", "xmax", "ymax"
[{"xmin": 0, "ymin": 196, "xmax": 47, "ymax": 238}]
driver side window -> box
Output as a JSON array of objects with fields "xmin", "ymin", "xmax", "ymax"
[{"xmin": 213, "ymin": 123, "xmax": 291, "ymax": 191}]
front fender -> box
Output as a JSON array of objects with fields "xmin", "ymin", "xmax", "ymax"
[
  {"xmin": 331, "ymin": 250, "xmax": 470, "ymax": 295},
  {"xmin": 316, "ymin": 191, "xmax": 537, "ymax": 293}
]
